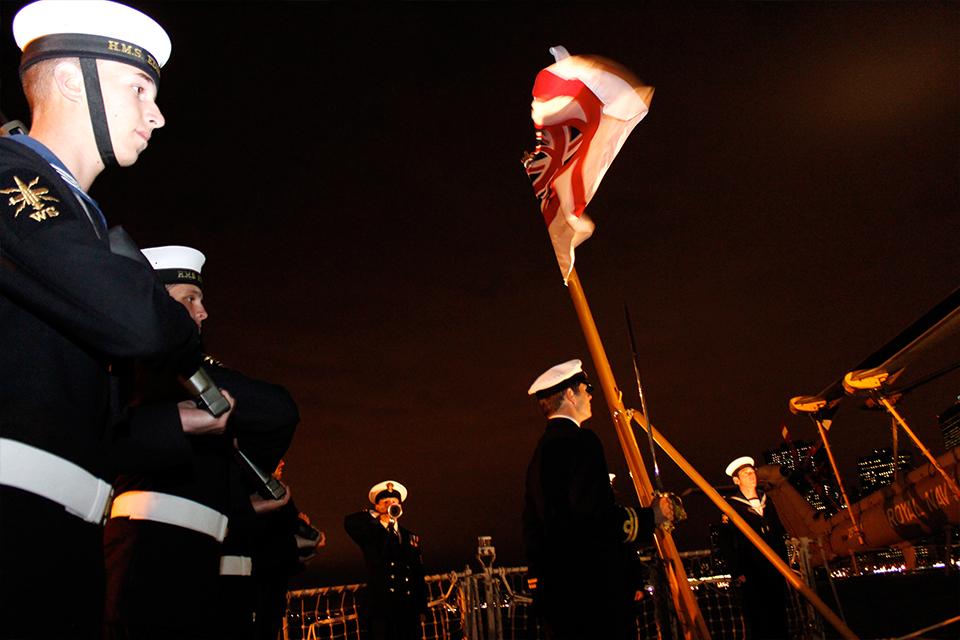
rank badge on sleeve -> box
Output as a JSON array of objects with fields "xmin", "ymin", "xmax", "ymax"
[{"xmin": 2, "ymin": 174, "xmax": 61, "ymax": 222}]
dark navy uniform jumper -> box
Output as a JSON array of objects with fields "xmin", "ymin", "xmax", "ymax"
[{"xmin": 0, "ymin": 136, "xmax": 201, "ymax": 639}]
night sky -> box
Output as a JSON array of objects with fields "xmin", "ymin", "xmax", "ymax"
[{"xmin": 2, "ymin": 1, "xmax": 958, "ymax": 588}]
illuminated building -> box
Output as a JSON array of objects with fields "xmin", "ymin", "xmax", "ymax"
[
  {"xmin": 762, "ymin": 440, "xmax": 812, "ymax": 469},
  {"xmin": 938, "ymin": 400, "xmax": 960, "ymax": 451},
  {"xmin": 762, "ymin": 440, "xmax": 840, "ymax": 511},
  {"xmin": 857, "ymin": 448, "xmax": 914, "ymax": 495}
]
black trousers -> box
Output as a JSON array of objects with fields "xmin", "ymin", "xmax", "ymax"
[
  {"xmin": 1, "ymin": 488, "xmax": 105, "ymax": 640},
  {"xmin": 741, "ymin": 574, "xmax": 789, "ymax": 640}
]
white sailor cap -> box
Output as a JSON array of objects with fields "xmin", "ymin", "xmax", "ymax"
[
  {"xmin": 725, "ymin": 456, "xmax": 755, "ymax": 478},
  {"xmin": 14, "ymin": 0, "xmax": 171, "ymax": 86},
  {"xmin": 368, "ymin": 480, "xmax": 407, "ymax": 504},
  {"xmin": 141, "ymin": 245, "xmax": 205, "ymax": 288},
  {"xmin": 528, "ymin": 359, "xmax": 587, "ymax": 397}
]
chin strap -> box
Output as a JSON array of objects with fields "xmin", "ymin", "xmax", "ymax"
[{"xmin": 79, "ymin": 58, "xmax": 117, "ymax": 168}]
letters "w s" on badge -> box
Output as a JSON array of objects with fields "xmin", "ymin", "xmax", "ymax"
[{"xmin": 2, "ymin": 175, "xmax": 60, "ymax": 221}]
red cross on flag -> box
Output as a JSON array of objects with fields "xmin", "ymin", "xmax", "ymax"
[{"xmin": 524, "ymin": 46, "xmax": 653, "ymax": 283}]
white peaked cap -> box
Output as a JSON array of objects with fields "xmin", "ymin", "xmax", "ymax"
[
  {"xmin": 368, "ymin": 480, "xmax": 408, "ymax": 504},
  {"xmin": 528, "ymin": 359, "xmax": 584, "ymax": 395},
  {"xmin": 726, "ymin": 456, "xmax": 755, "ymax": 478}
]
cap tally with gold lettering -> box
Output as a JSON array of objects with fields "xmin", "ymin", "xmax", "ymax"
[
  {"xmin": 528, "ymin": 358, "xmax": 587, "ymax": 398},
  {"xmin": 141, "ymin": 245, "xmax": 205, "ymax": 288},
  {"xmin": 725, "ymin": 456, "xmax": 755, "ymax": 478},
  {"xmin": 14, "ymin": 0, "xmax": 171, "ymax": 86},
  {"xmin": 368, "ymin": 480, "xmax": 407, "ymax": 505}
]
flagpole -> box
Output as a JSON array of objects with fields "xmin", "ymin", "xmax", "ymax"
[
  {"xmin": 630, "ymin": 413, "xmax": 861, "ymax": 640},
  {"xmin": 565, "ymin": 267, "xmax": 711, "ymax": 640},
  {"xmin": 632, "ymin": 412, "xmax": 857, "ymax": 640}
]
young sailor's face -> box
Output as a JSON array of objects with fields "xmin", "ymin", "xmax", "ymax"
[
  {"xmin": 735, "ymin": 467, "xmax": 757, "ymax": 492},
  {"xmin": 167, "ymin": 284, "xmax": 207, "ymax": 331},
  {"xmin": 97, "ymin": 60, "xmax": 165, "ymax": 166}
]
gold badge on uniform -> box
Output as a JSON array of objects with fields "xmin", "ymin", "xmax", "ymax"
[
  {"xmin": 410, "ymin": 534, "xmax": 419, "ymax": 547},
  {"xmin": 1, "ymin": 175, "xmax": 60, "ymax": 222}
]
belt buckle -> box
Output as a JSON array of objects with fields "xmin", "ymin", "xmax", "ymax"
[{"xmin": 100, "ymin": 485, "xmax": 117, "ymax": 525}]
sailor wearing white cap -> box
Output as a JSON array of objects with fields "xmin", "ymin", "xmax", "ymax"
[
  {"xmin": 344, "ymin": 481, "xmax": 428, "ymax": 640},
  {"xmin": 141, "ymin": 245, "xmax": 208, "ymax": 331},
  {"xmin": 103, "ymin": 245, "xmax": 304, "ymax": 640},
  {"xmin": 13, "ymin": 0, "xmax": 171, "ymax": 169},
  {"xmin": 725, "ymin": 456, "xmax": 755, "ymax": 479},
  {"xmin": 368, "ymin": 479, "xmax": 409, "ymax": 505},
  {"xmin": 717, "ymin": 456, "xmax": 789, "ymax": 639},
  {"xmin": 0, "ymin": 3, "xmax": 206, "ymax": 636},
  {"xmin": 141, "ymin": 245, "xmax": 206, "ymax": 287},
  {"xmin": 522, "ymin": 359, "xmax": 674, "ymax": 640}
]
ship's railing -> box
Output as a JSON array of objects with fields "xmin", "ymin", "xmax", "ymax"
[
  {"xmin": 284, "ymin": 542, "xmax": 958, "ymax": 640},
  {"xmin": 282, "ymin": 552, "xmax": 821, "ymax": 640},
  {"xmin": 284, "ymin": 567, "xmax": 541, "ymax": 640}
]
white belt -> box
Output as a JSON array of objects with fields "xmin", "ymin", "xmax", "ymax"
[
  {"xmin": 0, "ymin": 437, "xmax": 113, "ymax": 524},
  {"xmin": 110, "ymin": 491, "xmax": 228, "ymax": 542},
  {"xmin": 220, "ymin": 555, "xmax": 252, "ymax": 576}
]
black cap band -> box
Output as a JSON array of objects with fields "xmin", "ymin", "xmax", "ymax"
[
  {"xmin": 155, "ymin": 268, "xmax": 202, "ymax": 288},
  {"xmin": 20, "ymin": 33, "xmax": 161, "ymax": 87},
  {"xmin": 534, "ymin": 372, "xmax": 588, "ymax": 400},
  {"xmin": 375, "ymin": 490, "xmax": 402, "ymax": 503},
  {"xmin": 732, "ymin": 464, "xmax": 753, "ymax": 478}
]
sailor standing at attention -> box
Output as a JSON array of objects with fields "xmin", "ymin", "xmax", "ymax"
[
  {"xmin": 0, "ymin": 2, "xmax": 228, "ymax": 637},
  {"xmin": 718, "ymin": 456, "xmax": 790, "ymax": 640},
  {"xmin": 522, "ymin": 359, "xmax": 675, "ymax": 640},
  {"xmin": 103, "ymin": 245, "xmax": 303, "ymax": 640}
]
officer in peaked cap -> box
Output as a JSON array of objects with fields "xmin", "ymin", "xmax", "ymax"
[
  {"xmin": 522, "ymin": 359, "xmax": 675, "ymax": 640},
  {"xmin": 527, "ymin": 358, "xmax": 590, "ymax": 398},
  {"xmin": 368, "ymin": 479, "xmax": 408, "ymax": 505},
  {"xmin": 344, "ymin": 480, "xmax": 428, "ymax": 640},
  {"xmin": 717, "ymin": 455, "xmax": 789, "ymax": 639},
  {"xmin": 0, "ymin": 3, "xmax": 212, "ymax": 638}
]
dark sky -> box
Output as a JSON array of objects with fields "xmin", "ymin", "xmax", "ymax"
[{"xmin": 2, "ymin": 1, "xmax": 958, "ymax": 587}]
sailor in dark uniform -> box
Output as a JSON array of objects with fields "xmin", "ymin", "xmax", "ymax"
[
  {"xmin": 522, "ymin": 359, "xmax": 674, "ymax": 640},
  {"xmin": 245, "ymin": 460, "xmax": 325, "ymax": 640},
  {"xmin": 718, "ymin": 456, "xmax": 790, "ymax": 640},
  {"xmin": 217, "ymin": 460, "xmax": 324, "ymax": 640},
  {"xmin": 0, "ymin": 4, "xmax": 224, "ymax": 638},
  {"xmin": 344, "ymin": 481, "xmax": 429, "ymax": 640},
  {"xmin": 103, "ymin": 246, "xmax": 303, "ymax": 639}
]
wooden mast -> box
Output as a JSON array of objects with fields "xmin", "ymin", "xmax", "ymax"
[{"xmin": 565, "ymin": 267, "xmax": 711, "ymax": 640}]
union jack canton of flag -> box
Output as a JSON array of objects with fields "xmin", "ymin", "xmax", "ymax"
[{"xmin": 524, "ymin": 46, "xmax": 654, "ymax": 284}]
